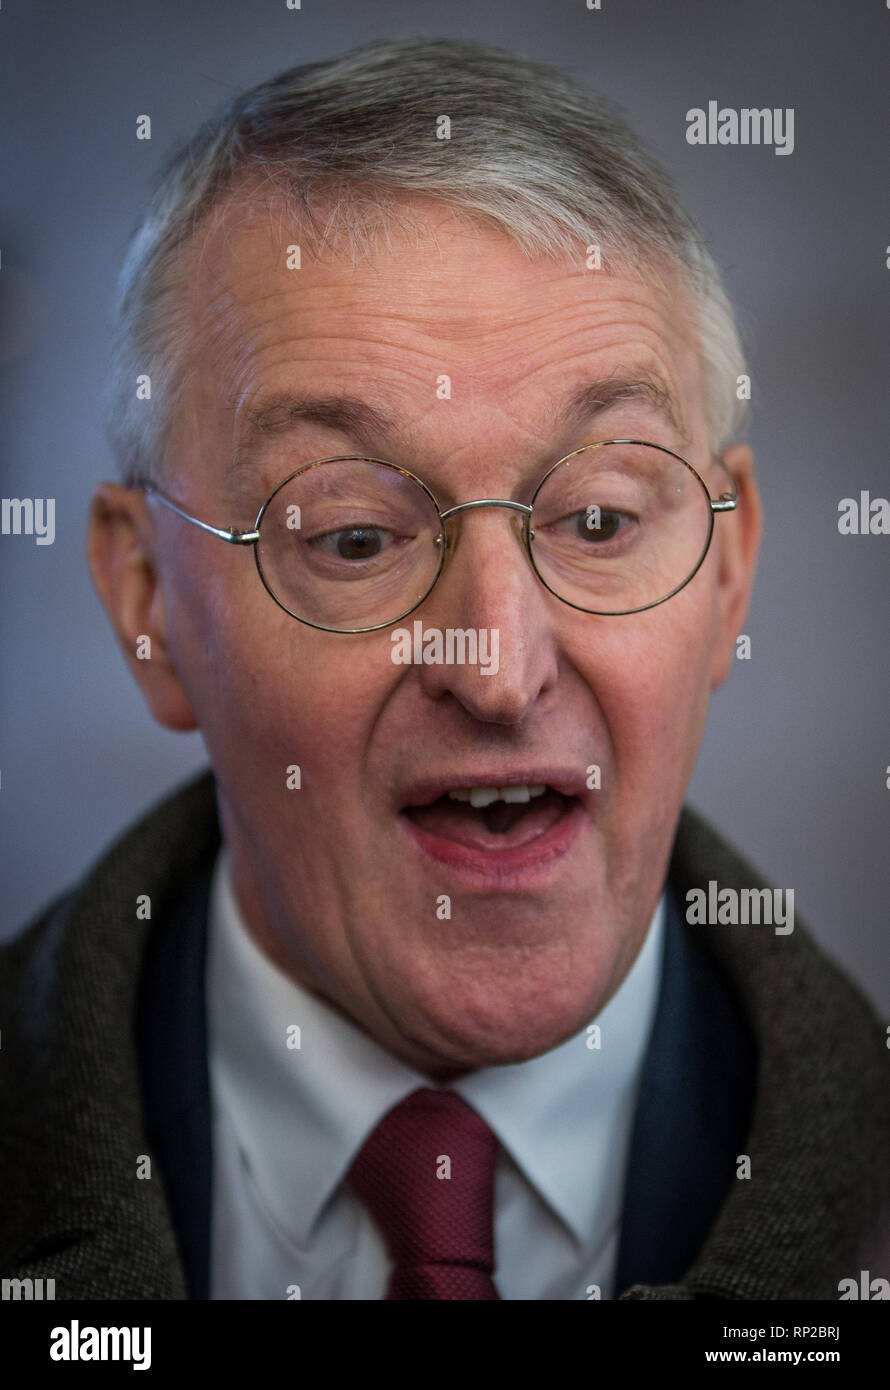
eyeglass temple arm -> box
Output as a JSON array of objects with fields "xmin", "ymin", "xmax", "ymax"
[{"xmin": 141, "ymin": 483, "xmax": 260, "ymax": 545}]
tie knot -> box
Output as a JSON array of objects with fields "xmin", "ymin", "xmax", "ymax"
[{"xmin": 347, "ymin": 1087, "xmax": 501, "ymax": 1299}]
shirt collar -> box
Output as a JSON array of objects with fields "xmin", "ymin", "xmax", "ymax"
[{"xmin": 206, "ymin": 849, "xmax": 665, "ymax": 1250}]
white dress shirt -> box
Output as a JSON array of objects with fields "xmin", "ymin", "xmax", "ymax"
[{"xmin": 206, "ymin": 849, "xmax": 666, "ymax": 1300}]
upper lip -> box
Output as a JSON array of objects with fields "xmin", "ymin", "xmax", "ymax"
[{"xmin": 398, "ymin": 768, "xmax": 594, "ymax": 811}]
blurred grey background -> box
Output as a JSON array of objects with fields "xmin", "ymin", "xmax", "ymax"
[{"xmin": 1, "ymin": 0, "xmax": 888, "ymax": 1011}]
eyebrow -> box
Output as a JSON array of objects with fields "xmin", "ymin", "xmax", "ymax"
[
  {"xmin": 230, "ymin": 372, "xmax": 688, "ymax": 478},
  {"xmin": 232, "ymin": 394, "xmax": 398, "ymax": 476},
  {"xmin": 553, "ymin": 373, "xmax": 689, "ymax": 447}
]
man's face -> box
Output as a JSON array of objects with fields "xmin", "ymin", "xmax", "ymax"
[{"xmin": 92, "ymin": 188, "xmax": 760, "ymax": 1077}]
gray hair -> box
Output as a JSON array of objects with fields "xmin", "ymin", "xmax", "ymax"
[{"xmin": 105, "ymin": 36, "xmax": 750, "ymax": 487}]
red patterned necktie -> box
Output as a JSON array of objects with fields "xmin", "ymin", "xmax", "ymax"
[{"xmin": 347, "ymin": 1086, "xmax": 501, "ymax": 1300}]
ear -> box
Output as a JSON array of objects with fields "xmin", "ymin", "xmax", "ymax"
[
  {"xmin": 709, "ymin": 442, "xmax": 763, "ymax": 691},
  {"xmin": 86, "ymin": 482, "xmax": 198, "ymax": 731}
]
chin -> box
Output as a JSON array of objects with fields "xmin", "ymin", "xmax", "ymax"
[{"xmin": 407, "ymin": 986, "xmax": 599, "ymax": 1072}]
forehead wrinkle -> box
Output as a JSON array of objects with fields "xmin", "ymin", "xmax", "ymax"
[
  {"xmin": 191, "ymin": 203, "xmax": 685, "ymax": 379},
  {"xmin": 183, "ymin": 200, "xmax": 703, "ymax": 492}
]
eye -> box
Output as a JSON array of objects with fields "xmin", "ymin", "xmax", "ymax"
[
  {"xmin": 574, "ymin": 507, "xmax": 627, "ymax": 541},
  {"xmin": 544, "ymin": 508, "xmax": 634, "ymax": 543},
  {"xmin": 306, "ymin": 525, "xmax": 395, "ymax": 560}
]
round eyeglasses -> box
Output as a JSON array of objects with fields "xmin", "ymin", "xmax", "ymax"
[{"xmin": 139, "ymin": 440, "xmax": 738, "ymax": 633}]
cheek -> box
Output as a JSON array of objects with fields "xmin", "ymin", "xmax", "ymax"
[
  {"xmin": 581, "ymin": 584, "xmax": 718, "ymax": 791},
  {"xmin": 159, "ymin": 544, "xmax": 277, "ymax": 743},
  {"xmin": 161, "ymin": 543, "xmax": 397, "ymax": 789}
]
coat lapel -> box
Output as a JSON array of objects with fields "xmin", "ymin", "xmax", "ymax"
[
  {"xmin": 135, "ymin": 848, "xmax": 216, "ymax": 1300},
  {"xmin": 614, "ymin": 884, "xmax": 757, "ymax": 1292}
]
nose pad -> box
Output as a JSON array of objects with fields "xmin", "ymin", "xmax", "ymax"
[
  {"xmin": 511, "ymin": 510, "xmax": 534, "ymax": 550},
  {"xmin": 438, "ymin": 514, "xmax": 461, "ymax": 569}
]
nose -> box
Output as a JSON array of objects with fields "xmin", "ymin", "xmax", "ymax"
[{"xmin": 409, "ymin": 502, "xmax": 559, "ymax": 724}]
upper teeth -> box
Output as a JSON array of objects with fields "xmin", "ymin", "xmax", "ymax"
[{"xmin": 447, "ymin": 784, "xmax": 548, "ymax": 808}]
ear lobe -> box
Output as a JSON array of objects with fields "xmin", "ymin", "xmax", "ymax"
[
  {"xmin": 87, "ymin": 482, "xmax": 199, "ymax": 731},
  {"xmin": 709, "ymin": 442, "xmax": 763, "ymax": 692}
]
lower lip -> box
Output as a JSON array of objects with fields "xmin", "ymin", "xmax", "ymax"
[{"xmin": 397, "ymin": 799, "xmax": 588, "ymax": 887}]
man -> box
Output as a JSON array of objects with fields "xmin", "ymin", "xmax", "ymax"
[{"xmin": 2, "ymin": 36, "xmax": 888, "ymax": 1301}]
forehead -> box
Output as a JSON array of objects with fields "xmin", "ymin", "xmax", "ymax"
[{"xmin": 177, "ymin": 181, "xmax": 705, "ymax": 450}]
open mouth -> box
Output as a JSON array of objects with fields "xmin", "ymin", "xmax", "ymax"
[{"xmin": 401, "ymin": 785, "xmax": 578, "ymax": 851}]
